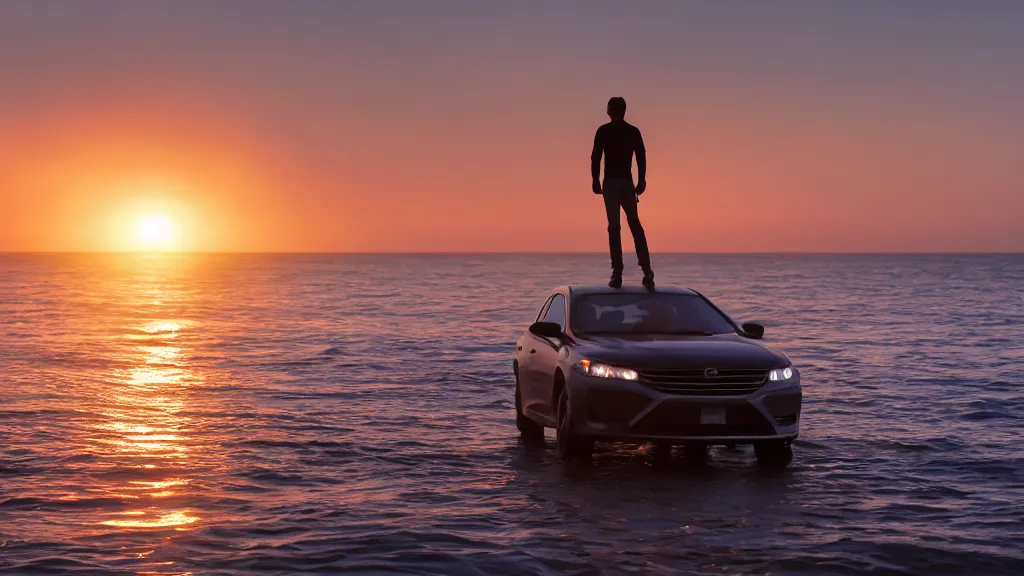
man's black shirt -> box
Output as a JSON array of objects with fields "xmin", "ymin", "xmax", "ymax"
[{"xmin": 591, "ymin": 120, "xmax": 646, "ymax": 182}]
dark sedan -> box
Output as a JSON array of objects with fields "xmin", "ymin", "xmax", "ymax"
[{"xmin": 513, "ymin": 285, "xmax": 801, "ymax": 467}]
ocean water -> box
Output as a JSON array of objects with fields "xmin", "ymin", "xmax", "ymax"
[{"xmin": 1, "ymin": 253, "xmax": 1022, "ymax": 575}]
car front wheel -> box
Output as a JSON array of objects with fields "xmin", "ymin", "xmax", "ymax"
[
  {"xmin": 754, "ymin": 440, "xmax": 793, "ymax": 468},
  {"xmin": 515, "ymin": 374, "xmax": 544, "ymax": 447},
  {"xmin": 555, "ymin": 385, "xmax": 593, "ymax": 460}
]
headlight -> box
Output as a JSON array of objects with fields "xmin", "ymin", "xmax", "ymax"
[
  {"xmin": 575, "ymin": 359, "xmax": 638, "ymax": 381},
  {"xmin": 768, "ymin": 367, "xmax": 795, "ymax": 382}
]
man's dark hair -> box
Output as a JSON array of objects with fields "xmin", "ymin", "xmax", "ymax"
[{"xmin": 607, "ymin": 97, "xmax": 626, "ymax": 119}]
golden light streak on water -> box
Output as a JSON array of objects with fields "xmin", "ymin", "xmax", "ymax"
[
  {"xmin": 95, "ymin": 331, "xmax": 202, "ymax": 533},
  {"xmin": 52, "ymin": 256, "xmax": 218, "ymax": 571},
  {"xmin": 100, "ymin": 511, "xmax": 200, "ymax": 529}
]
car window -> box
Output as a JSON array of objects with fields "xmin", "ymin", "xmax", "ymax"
[
  {"xmin": 535, "ymin": 296, "xmax": 554, "ymax": 323},
  {"xmin": 573, "ymin": 293, "xmax": 735, "ymax": 334},
  {"xmin": 542, "ymin": 294, "xmax": 566, "ymax": 331}
]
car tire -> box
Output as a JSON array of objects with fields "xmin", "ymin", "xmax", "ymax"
[
  {"xmin": 555, "ymin": 386, "xmax": 593, "ymax": 460},
  {"xmin": 515, "ymin": 374, "xmax": 545, "ymax": 447},
  {"xmin": 754, "ymin": 440, "xmax": 793, "ymax": 468}
]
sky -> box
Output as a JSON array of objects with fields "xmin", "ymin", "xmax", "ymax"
[{"xmin": 1, "ymin": 0, "xmax": 1022, "ymax": 253}]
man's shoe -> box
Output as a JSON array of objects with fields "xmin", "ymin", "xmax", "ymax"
[
  {"xmin": 641, "ymin": 269, "xmax": 655, "ymax": 289},
  {"xmin": 608, "ymin": 270, "xmax": 623, "ymax": 289}
]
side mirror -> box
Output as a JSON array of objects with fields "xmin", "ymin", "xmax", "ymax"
[
  {"xmin": 529, "ymin": 321, "xmax": 564, "ymax": 339},
  {"xmin": 741, "ymin": 322, "xmax": 764, "ymax": 339}
]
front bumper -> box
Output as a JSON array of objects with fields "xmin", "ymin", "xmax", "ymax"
[{"xmin": 565, "ymin": 369, "xmax": 801, "ymax": 444}]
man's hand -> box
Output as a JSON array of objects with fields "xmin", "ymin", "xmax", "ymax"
[
  {"xmin": 592, "ymin": 179, "xmax": 602, "ymax": 194},
  {"xmin": 636, "ymin": 180, "xmax": 647, "ymax": 195}
]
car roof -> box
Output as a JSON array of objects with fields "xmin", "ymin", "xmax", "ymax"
[{"xmin": 556, "ymin": 285, "xmax": 700, "ymax": 298}]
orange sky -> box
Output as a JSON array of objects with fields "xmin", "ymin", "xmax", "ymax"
[{"xmin": 1, "ymin": 2, "xmax": 1022, "ymax": 253}]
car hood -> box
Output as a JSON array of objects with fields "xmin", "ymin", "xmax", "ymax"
[{"xmin": 571, "ymin": 333, "xmax": 787, "ymax": 370}]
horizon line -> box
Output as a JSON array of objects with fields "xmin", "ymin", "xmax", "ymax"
[{"xmin": 2, "ymin": 250, "xmax": 1022, "ymax": 256}]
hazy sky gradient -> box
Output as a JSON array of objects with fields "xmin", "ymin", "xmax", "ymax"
[{"xmin": 2, "ymin": 0, "xmax": 1022, "ymax": 252}]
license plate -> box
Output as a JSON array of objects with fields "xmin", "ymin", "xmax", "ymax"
[{"xmin": 700, "ymin": 407, "xmax": 726, "ymax": 425}]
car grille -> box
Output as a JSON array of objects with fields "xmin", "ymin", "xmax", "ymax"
[
  {"xmin": 632, "ymin": 403, "xmax": 776, "ymax": 436},
  {"xmin": 637, "ymin": 368, "xmax": 768, "ymax": 396}
]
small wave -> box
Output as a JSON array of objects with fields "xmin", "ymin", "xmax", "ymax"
[
  {"xmin": 240, "ymin": 468, "xmax": 318, "ymax": 485},
  {"xmin": 1, "ymin": 557, "xmax": 118, "ymax": 575},
  {"xmin": 867, "ymin": 439, "xmax": 938, "ymax": 452},
  {"xmin": 0, "ymin": 497, "xmax": 45, "ymax": 509},
  {"xmin": 0, "ymin": 465, "xmax": 34, "ymax": 475},
  {"xmin": 961, "ymin": 410, "xmax": 1013, "ymax": 421},
  {"xmin": 792, "ymin": 439, "xmax": 828, "ymax": 449},
  {"xmin": 0, "ymin": 496, "xmax": 131, "ymax": 510}
]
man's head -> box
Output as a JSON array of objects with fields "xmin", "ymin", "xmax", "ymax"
[{"xmin": 607, "ymin": 97, "xmax": 626, "ymax": 120}]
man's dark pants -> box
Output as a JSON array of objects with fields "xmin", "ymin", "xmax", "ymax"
[{"xmin": 602, "ymin": 178, "xmax": 651, "ymax": 273}]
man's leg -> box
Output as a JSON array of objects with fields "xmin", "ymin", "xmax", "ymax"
[
  {"xmin": 602, "ymin": 184, "xmax": 623, "ymax": 274},
  {"xmin": 620, "ymin": 189, "xmax": 652, "ymax": 273}
]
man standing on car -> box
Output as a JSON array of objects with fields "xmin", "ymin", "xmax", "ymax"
[{"xmin": 591, "ymin": 96, "xmax": 654, "ymax": 289}]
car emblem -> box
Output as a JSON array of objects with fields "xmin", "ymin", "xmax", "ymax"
[{"xmin": 704, "ymin": 368, "xmax": 719, "ymax": 378}]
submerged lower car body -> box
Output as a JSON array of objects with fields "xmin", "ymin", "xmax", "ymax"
[
  {"xmin": 567, "ymin": 369, "xmax": 801, "ymax": 443},
  {"xmin": 516, "ymin": 366, "xmax": 802, "ymax": 467}
]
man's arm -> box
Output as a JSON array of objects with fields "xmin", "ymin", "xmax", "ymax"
[
  {"xmin": 635, "ymin": 127, "xmax": 647, "ymax": 194},
  {"xmin": 591, "ymin": 127, "xmax": 603, "ymax": 191}
]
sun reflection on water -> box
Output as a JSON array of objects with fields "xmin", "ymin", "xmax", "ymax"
[
  {"xmin": 100, "ymin": 511, "xmax": 201, "ymax": 529},
  {"xmin": 79, "ymin": 257, "xmax": 211, "ymax": 556},
  {"xmin": 92, "ymin": 338, "xmax": 202, "ymax": 530}
]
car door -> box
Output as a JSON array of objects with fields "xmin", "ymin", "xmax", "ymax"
[
  {"xmin": 519, "ymin": 295, "xmax": 553, "ymax": 417},
  {"xmin": 525, "ymin": 293, "xmax": 567, "ymax": 423}
]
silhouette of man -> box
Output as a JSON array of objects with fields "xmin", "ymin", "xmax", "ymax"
[{"xmin": 592, "ymin": 97, "xmax": 654, "ymax": 289}]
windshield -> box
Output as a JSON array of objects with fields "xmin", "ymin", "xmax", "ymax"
[{"xmin": 573, "ymin": 293, "xmax": 736, "ymax": 335}]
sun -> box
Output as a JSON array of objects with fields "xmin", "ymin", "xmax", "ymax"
[{"xmin": 136, "ymin": 215, "xmax": 176, "ymax": 250}]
